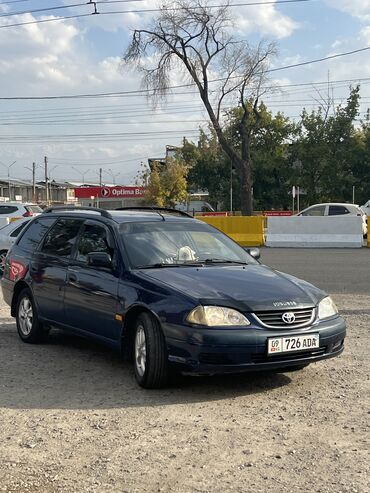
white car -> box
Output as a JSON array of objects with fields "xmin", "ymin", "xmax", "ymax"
[
  {"xmin": 0, "ymin": 218, "xmax": 31, "ymax": 274},
  {"xmin": 0, "ymin": 202, "xmax": 42, "ymax": 218},
  {"xmin": 360, "ymin": 200, "xmax": 370, "ymax": 217},
  {"xmin": 297, "ymin": 202, "xmax": 367, "ymax": 236}
]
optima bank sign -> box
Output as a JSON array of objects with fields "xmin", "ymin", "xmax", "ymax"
[{"xmin": 74, "ymin": 186, "xmax": 145, "ymax": 199}]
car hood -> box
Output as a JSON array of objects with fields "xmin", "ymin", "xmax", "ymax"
[{"xmin": 137, "ymin": 264, "xmax": 326, "ymax": 311}]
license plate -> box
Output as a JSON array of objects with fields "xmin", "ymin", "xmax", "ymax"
[{"xmin": 267, "ymin": 333, "xmax": 319, "ymax": 355}]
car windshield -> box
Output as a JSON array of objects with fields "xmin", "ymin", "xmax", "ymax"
[{"xmin": 120, "ymin": 220, "xmax": 258, "ymax": 268}]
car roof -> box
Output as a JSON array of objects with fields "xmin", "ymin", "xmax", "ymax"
[
  {"xmin": 0, "ymin": 202, "xmax": 38, "ymax": 207},
  {"xmin": 41, "ymin": 207, "xmax": 197, "ymax": 224},
  {"xmin": 304, "ymin": 203, "xmax": 360, "ymax": 207}
]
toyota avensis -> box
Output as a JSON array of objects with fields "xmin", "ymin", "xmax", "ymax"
[{"xmin": 1, "ymin": 207, "xmax": 346, "ymax": 388}]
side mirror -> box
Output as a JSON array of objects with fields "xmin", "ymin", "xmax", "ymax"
[
  {"xmin": 87, "ymin": 252, "xmax": 112, "ymax": 268},
  {"xmin": 244, "ymin": 247, "xmax": 261, "ymax": 260}
]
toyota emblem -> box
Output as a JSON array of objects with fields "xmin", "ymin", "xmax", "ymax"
[{"xmin": 281, "ymin": 312, "xmax": 296, "ymax": 324}]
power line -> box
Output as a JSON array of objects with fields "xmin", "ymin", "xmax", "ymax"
[
  {"xmin": 0, "ymin": 0, "xmax": 314, "ymax": 28},
  {"xmin": 1, "ymin": 47, "xmax": 369, "ymax": 101},
  {"xmin": 0, "ymin": 0, "xmax": 31, "ymax": 4},
  {"xmin": 0, "ymin": 0, "xmax": 146, "ymax": 18},
  {"xmin": 0, "ymin": 77, "xmax": 368, "ymax": 115}
]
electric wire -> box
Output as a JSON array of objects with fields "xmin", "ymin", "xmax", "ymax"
[{"xmin": 0, "ymin": 0, "xmax": 315, "ymax": 28}]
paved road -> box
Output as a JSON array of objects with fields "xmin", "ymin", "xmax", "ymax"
[{"xmin": 260, "ymin": 248, "xmax": 370, "ymax": 294}]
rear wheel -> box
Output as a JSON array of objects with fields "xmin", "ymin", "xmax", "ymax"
[
  {"xmin": 133, "ymin": 312, "xmax": 168, "ymax": 389},
  {"xmin": 16, "ymin": 288, "xmax": 48, "ymax": 343}
]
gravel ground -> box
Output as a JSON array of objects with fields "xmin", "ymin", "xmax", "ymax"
[{"xmin": 0, "ymin": 251, "xmax": 369, "ymax": 493}]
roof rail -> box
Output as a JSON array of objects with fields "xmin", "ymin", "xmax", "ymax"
[
  {"xmin": 115, "ymin": 206, "xmax": 193, "ymax": 218},
  {"xmin": 43, "ymin": 206, "xmax": 112, "ymax": 218}
]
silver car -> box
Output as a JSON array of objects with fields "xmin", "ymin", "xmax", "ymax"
[{"xmin": 0, "ymin": 218, "xmax": 31, "ymax": 274}]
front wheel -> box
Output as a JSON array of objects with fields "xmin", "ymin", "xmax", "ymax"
[
  {"xmin": 133, "ymin": 312, "xmax": 168, "ymax": 389},
  {"xmin": 16, "ymin": 288, "xmax": 48, "ymax": 343}
]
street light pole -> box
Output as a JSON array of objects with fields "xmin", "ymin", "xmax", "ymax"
[
  {"xmin": 72, "ymin": 167, "xmax": 91, "ymax": 184},
  {"xmin": 106, "ymin": 169, "xmax": 120, "ymax": 185}
]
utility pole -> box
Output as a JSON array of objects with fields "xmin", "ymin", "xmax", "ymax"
[
  {"xmin": 230, "ymin": 162, "xmax": 233, "ymax": 214},
  {"xmin": 44, "ymin": 156, "xmax": 49, "ymax": 204},
  {"xmin": 96, "ymin": 167, "xmax": 102, "ymax": 208},
  {"xmin": 32, "ymin": 162, "xmax": 36, "ymax": 202}
]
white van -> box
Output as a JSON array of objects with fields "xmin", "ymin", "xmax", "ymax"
[{"xmin": 176, "ymin": 200, "xmax": 215, "ymax": 214}]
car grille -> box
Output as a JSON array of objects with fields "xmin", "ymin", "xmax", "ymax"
[{"xmin": 253, "ymin": 308, "xmax": 315, "ymax": 329}]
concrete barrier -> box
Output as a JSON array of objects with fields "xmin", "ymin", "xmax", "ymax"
[
  {"xmin": 198, "ymin": 216, "xmax": 265, "ymax": 246},
  {"xmin": 266, "ymin": 216, "xmax": 363, "ymax": 248},
  {"xmin": 368, "ymin": 216, "xmax": 370, "ymax": 248}
]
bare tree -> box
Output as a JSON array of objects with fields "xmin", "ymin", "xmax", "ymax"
[{"xmin": 122, "ymin": 0, "xmax": 276, "ymax": 214}]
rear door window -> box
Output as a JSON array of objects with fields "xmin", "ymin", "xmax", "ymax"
[
  {"xmin": 41, "ymin": 218, "xmax": 83, "ymax": 258},
  {"xmin": 328, "ymin": 206, "xmax": 350, "ymax": 216},
  {"xmin": 17, "ymin": 218, "xmax": 56, "ymax": 253}
]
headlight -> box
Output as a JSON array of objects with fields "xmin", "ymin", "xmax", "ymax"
[
  {"xmin": 318, "ymin": 296, "xmax": 338, "ymax": 320},
  {"xmin": 187, "ymin": 306, "xmax": 250, "ymax": 326}
]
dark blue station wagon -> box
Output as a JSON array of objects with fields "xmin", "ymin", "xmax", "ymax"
[{"xmin": 1, "ymin": 207, "xmax": 346, "ymax": 388}]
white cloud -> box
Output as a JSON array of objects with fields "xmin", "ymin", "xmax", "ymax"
[
  {"xmin": 325, "ymin": 1, "xmax": 370, "ymax": 21},
  {"xmin": 234, "ymin": 3, "xmax": 298, "ymax": 39}
]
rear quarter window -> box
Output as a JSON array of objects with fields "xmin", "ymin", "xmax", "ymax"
[
  {"xmin": 0, "ymin": 206, "xmax": 19, "ymax": 215},
  {"xmin": 17, "ymin": 218, "xmax": 56, "ymax": 253}
]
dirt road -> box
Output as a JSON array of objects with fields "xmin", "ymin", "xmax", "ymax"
[{"xmin": 0, "ymin": 291, "xmax": 369, "ymax": 493}]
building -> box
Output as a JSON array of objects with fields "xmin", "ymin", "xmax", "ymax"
[{"xmin": 0, "ymin": 178, "xmax": 76, "ymax": 204}]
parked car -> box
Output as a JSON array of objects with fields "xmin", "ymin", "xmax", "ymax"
[
  {"xmin": 296, "ymin": 202, "xmax": 367, "ymax": 236},
  {"xmin": 1, "ymin": 206, "xmax": 346, "ymax": 388},
  {"xmin": 360, "ymin": 199, "xmax": 370, "ymax": 217},
  {"xmin": 0, "ymin": 202, "xmax": 43, "ymax": 218},
  {"xmin": 0, "ymin": 218, "xmax": 31, "ymax": 275}
]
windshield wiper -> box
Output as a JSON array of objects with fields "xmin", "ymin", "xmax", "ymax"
[
  {"xmin": 136, "ymin": 262, "xmax": 200, "ymax": 269},
  {"xmin": 199, "ymin": 258, "xmax": 248, "ymax": 265}
]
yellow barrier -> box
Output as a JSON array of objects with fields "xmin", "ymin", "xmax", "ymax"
[{"xmin": 198, "ymin": 216, "xmax": 265, "ymax": 246}]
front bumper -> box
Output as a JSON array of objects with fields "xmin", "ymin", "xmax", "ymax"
[{"xmin": 164, "ymin": 316, "xmax": 346, "ymax": 374}]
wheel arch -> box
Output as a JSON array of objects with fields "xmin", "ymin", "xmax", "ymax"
[
  {"xmin": 121, "ymin": 304, "xmax": 162, "ymax": 358},
  {"xmin": 11, "ymin": 280, "xmax": 31, "ymax": 317}
]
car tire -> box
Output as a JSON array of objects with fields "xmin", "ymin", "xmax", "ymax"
[
  {"xmin": 0, "ymin": 249, "xmax": 7, "ymax": 276},
  {"xmin": 16, "ymin": 288, "xmax": 49, "ymax": 344},
  {"xmin": 133, "ymin": 312, "xmax": 168, "ymax": 389}
]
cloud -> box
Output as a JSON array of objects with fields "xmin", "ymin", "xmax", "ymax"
[
  {"xmin": 234, "ymin": 3, "xmax": 299, "ymax": 39},
  {"xmin": 325, "ymin": 1, "xmax": 370, "ymax": 21}
]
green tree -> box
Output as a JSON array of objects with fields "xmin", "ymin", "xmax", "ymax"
[
  {"xmin": 138, "ymin": 157, "xmax": 189, "ymax": 208},
  {"xmin": 289, "ymin": 86, "xmax": 360, "ymax": 206},
  {"xmin": 178, "ymin": 103, "xmax": 295, "ymax": 211},
  {"xmin": 351, "ymin": 112, "xmax": 370, "ymax": 205}
]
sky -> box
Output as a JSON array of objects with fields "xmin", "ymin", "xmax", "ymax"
[{"xmin": 0, "ymin": 0, "xmax": 369, "ymax": 185}]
